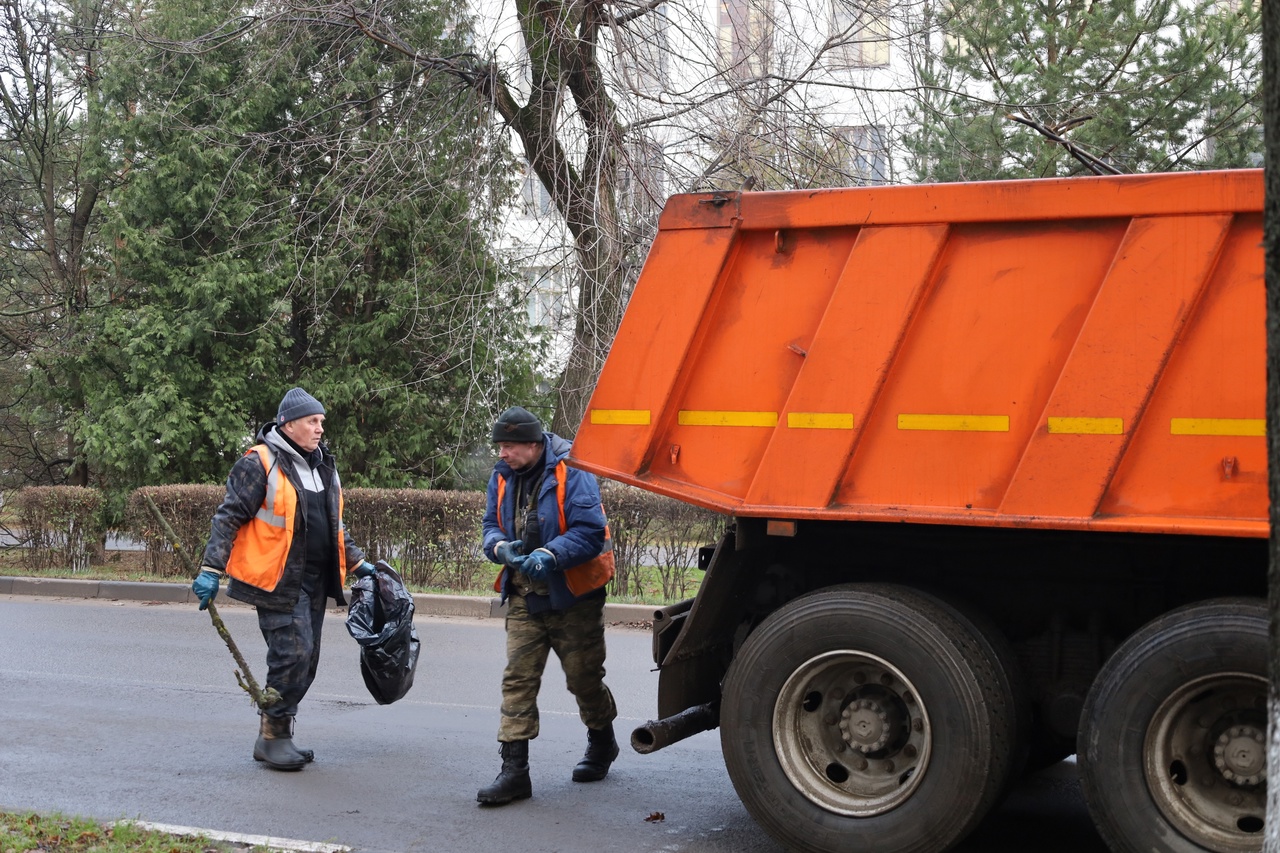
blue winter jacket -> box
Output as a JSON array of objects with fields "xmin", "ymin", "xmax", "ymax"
[{"xmin": 482, "ymin": 432, "xmax": 608, "ymax": 610}]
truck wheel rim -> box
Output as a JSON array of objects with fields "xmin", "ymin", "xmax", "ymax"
[
  {"xmin": 1143, "ymin": 672, "xmax": 1267, "ymax": 852},
  {"xmin": 772, "ymin": 650, "xmax": 931, "ymax": 816}
]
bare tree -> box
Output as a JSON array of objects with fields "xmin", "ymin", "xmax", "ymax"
[
  {"xmin": 0, "ymin": 0, "xmax": 117, "ymax": 488},
  {"xmin": 147, "ymin": 0, "xmax": 926, "ymax": 433}
]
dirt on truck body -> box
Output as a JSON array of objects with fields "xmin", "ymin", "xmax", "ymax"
[{"xmin": 569, "ymin": 170, "xmax": 1267, "ymax": 853}]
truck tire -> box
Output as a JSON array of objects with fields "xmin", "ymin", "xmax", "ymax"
[
  {"xmin": 720, "ymin": 583, "xmax": 1018, "ymax": 853},
  {"xmin": 925, "ymin": 588, "xmax": 1033, "ymax": 787},
  {"xmin": 1077, "ymin": 598, "xmax": 1266, "ymax": 853}
]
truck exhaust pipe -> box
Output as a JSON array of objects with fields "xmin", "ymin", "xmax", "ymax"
[{"xmin": 630, "ymin": 702, "xmax": 719, "ymax": 754}]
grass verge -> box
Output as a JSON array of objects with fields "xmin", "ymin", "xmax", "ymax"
[{"xmin": 0, "ymin": 811, "xmax": 289, "ymax": 852}]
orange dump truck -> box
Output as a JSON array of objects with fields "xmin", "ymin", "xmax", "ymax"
[{"xmin": 570, "ymin": 170, "xmax": 1267, "ymax": 853}]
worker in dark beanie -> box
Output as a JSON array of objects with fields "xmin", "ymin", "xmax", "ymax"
[
  {"xmin": 477, "ymin": 406, "xmax": 619, "ymax": 805},
  {"xmin": 491, "ymin": 405, "xmax": 545, "ymax": 442},
  {"xmin": 192, "ymin": 386, "xmax": 376, "ymax": 770}
]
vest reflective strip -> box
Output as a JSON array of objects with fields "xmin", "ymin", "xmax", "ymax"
[{"xmin": 255, "ymin": 455, "xmax": 289, "ymax": 529}]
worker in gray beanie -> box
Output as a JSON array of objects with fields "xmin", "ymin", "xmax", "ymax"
[
  {"xmin": 193, "ymin": 385, "xmax": 376, "ymax": 770},
  {"xmin": 477, "ymin": 404, "xmax": 618, "ymax": 805},
  {"xmin": 277, "ymin": 386, "xmax": 325, "ymax": 425}
]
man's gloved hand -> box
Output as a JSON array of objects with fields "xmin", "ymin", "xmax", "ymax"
[
  {"xmin": 521, "ymin": 549, "xmax": 556, "ymax": 582},
  {"xmin": 494, "ymin": 539, "xmax": 524, "ymax": 567},
  {"xmin": 192, "ymin": 568, "xmax": 222, "ymax": 611},
  {"xmin": 352, "ymin": 560, "xmax": 377, "ymax": 580}
]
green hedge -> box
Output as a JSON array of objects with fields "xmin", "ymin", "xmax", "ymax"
[
  {"xmin": 10, "ymin": 483, "xmax": 727, "ymax": 597},
  {"xmin": 342, "ymin": 488, "xmax": 487, "ymax": 590},
  {"xmin": 11, "ymin": 487, "xmax": 105, "ymax": 573},
  {"xmin": 128, "ymin": 485, "xmax": 227, "ymax": 576}
]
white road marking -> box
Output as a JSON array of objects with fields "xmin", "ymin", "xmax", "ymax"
[{"xmin": 122, "ymin": 820, "xmax": 351, "ymax": 852}]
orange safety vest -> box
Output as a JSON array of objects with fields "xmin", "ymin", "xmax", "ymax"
[
  {"xmin": 225, "ymin": 444, "xmax": 350, "ymax": 592},
  {"xmin": 493, "ymin": 459, "xmax": 615, "ymax": 597}
]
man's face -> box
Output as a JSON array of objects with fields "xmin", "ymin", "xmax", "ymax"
[
  {"xmin": 497, "ymin": 441, "xmax": 542, "ymax": 471},
  {"xmin": 281, "ymin": 414, "xmax": 325, "ymax": 452}
]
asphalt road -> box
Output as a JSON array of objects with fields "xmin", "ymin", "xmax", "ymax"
[{"xmin": 0, "ymin": 594, "xmax": 1109, "ymax": 853}]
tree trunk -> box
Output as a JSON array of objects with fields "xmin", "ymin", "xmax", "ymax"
[
  {"xmin": 552, "ymin": 230, "xmax": 628, "ymax": 437},
  {"xmin": 490, "ymin": 0, "xmax": 629, "ymax": 437}
]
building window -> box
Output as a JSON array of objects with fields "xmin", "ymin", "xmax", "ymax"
[
  {"xmin": 622, "ymin": 135, "xmax": 666, "ymax": 220},
  {"xmin": 526, "ymin": 269, "xmax": 569, "ymax": 329},
  {"xmin": 616, "ymin": 4, "xmax": 669, "ymax": 93},
  {"xmin": 838, "ymin": 125, "xmax": 888, "ymax": 184},
  {"xmin": 832, "ymin": 0, "xmax": 890, "ymax": 68},
  {"xmin": 520, "ymin": 167, "xmax": 552, "ymax": 218},
  {"xmin": 719, "ymin": 0, "xmax": 773, "ymax": 77}
]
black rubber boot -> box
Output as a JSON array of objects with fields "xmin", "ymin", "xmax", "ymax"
[
  {"xmin": 284, "ymin": 717, "xmax": 314, "ymax": 763},
  {"xmin": 253, "ymin": 714, "xmax": 311, "ymax": 771},
  {"xmin": 572, "ymin": 724, "xmax": 619, "ymax": 782},
  {"xmin": 476, "ymin": 741, "xmax": 532, "ymax": 805}
]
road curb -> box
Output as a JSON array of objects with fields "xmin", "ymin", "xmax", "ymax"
[{"xmin": 1, "ymin": 576, "xmax": 658, "ymax": 625}]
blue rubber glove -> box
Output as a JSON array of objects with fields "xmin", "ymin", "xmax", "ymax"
[
  {"xmin": 352, "ymin": 560, "xmax": 377, "ymax": 579},
  {"xmin": 521, "ymin": 549, "xmax": 556, "ymax": 582},
  {"xmin": 192, "ymin": 569, "xmax": 222, "ymax": 611},
  {"xmin": 495, "ymin": 540, "xmax": 524, "ymax": 567}
]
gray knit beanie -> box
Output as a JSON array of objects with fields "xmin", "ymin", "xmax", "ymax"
[
  {"xmin": 491, "ymin": 406, "xmax": 544, "ymax": 443},
  {"xmin": 277, "ymin": 387, "xmax": 326, "ymax": 425}
]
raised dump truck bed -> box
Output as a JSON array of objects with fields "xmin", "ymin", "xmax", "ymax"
[
  {"xmin": 571, "ymin": 171, "xmax": 1268, "ymax": 853},
  {"xmin": 573, "ymin": 170, "xmax": 1265, "ymax": 538}
]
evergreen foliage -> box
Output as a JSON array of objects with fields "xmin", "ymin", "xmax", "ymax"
[
  {"xmin": 904, "ymin": 0, "xmax": 1263, "ymax": 180},
  {"xmin": 72, "ymin": 0, "xmax": 533, "ymax": 490}
]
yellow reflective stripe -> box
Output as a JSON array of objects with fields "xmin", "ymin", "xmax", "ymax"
[
  {"xmin": 601, "ymin": 408, "xmax": 1266, "ymax": 437},
  {"xmin": 898, "ymin": 414, "xmax": 1009, "ymax": 432},
  {"xmin": 787, "ymin": 412, "xmax": 854, "ymax": 429},
  {"xmin": 590, "ymin": 409, "xmax": 651, "ymax": 425},
  {"xmin": 678, "ymin": 410, "xmax": 778, "ymax": 427},
  {"xmin": 1170, "ymin": 418, "xmax": 1265, "ymax": 436},
  {"xmin": 1047, "ymin": 417, "xmax": 1124, "ymax": 435}
]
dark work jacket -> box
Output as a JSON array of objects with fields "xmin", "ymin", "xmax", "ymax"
[{"xmin": 201, "ymin": 423, "xmax": 366, "ymax": 612}]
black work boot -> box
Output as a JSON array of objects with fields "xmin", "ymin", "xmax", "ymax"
[
  {"xmin": 572, "ymin": 724, "xmax": 619, "ymax": 782},
  {"xmin": 253, "ymin": 714, "xmax": 311, "ymax": 771},
  {"xmin": 476, "ymin": 740, "xmax": 532, "ymax": 805}
]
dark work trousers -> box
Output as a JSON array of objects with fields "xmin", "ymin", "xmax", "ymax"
[
  {"xmin": 258, "ymin": 579, "xmax": 327, "ymax": 719},
  {"xmin": 498, "ymin": 593, "xmax": 617, "ymax": 742}
]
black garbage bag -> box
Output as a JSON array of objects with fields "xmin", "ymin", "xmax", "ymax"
[{"xmin": 345, "ymin": 560, "xmax": 421, "ymax": 705}]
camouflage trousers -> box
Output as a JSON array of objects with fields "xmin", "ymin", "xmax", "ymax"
[
  {"xmin": 257, "ymin": 585, "xmax": 326, "ymax": 719},
  {"xmin": 498, "ymin": 594, "xmax": 618, "ymax": 742}
]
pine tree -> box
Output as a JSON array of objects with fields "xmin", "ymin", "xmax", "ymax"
[
  {"xmin": 74, "ymin": 0, "xmax": 531, "ymax": 489},
  {"xmin": 904, "ymin": 0, "xmax": 1263, "ymax": 180}
]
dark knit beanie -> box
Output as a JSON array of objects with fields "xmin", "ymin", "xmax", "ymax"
[
  {"xmin": 491, "ymin": 406, "xmax": 544, "ymax": 443},
  {"xmin": 277, "ymin": 387, "xmax": 326, "ymax": 425}
]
